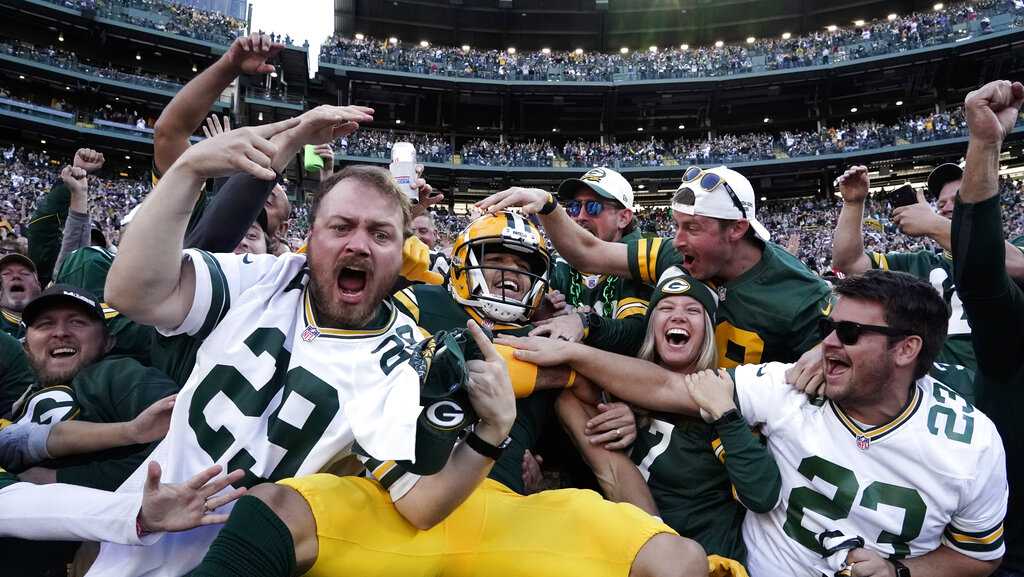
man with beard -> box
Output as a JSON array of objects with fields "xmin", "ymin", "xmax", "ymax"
[
  {"xmin": 479, "ymin": 166, "xmax": 831, "ymax": 368},
  {"xmin": 504, "ymin": 270, "xmax": 1005, "ymax": 577},
  {"xmin": 90, "ymin": 119, "xmax": 518, "ymax": 577},
  {"xmin": 0, "ymin": 253, "xmax": 41, "ymax": 339},
  {"xmin": 186, "ymin": 211, "xmax": 707, "ymax": 577},
  {"xmin": 533, "ymin": 167, "xmax": 652, "ymax": 355}
]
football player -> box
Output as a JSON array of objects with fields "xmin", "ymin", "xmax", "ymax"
[
  {"xmin": 478, "ymin": 166, "xmax": 833, "ymax": 367},
  {"xmin": 187, "ymin": 211, "xmax": 708, "ymax": 577},
  {"xmin": 504, "ymin": 269, "xmax": 1005, "ymax": 577},
  {"xmin": 88, "ymin": 120, "xmax": 518, "ymax": 577}
]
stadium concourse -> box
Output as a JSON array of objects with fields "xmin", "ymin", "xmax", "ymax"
[{"xmin": 1, "ymin": 0, "xmax": 1024, "ymax": 576}]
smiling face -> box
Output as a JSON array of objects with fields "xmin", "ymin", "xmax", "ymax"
[
  {"xmin": 412, "ymin": 215, "xmax": 438, "ymax": 248},
  {"xmin": 0, "ymin": 262, "xmax": 41, "ymax": 312},
  {"xmin": 821, "ymin": 297, "xmax": 899, "ymax": 405},
  {"xmin": 935, "ymin": 179, "xmax": 960, "ymax": 219},
  {"xmin": 25, "ymin": 304, "xmax": 110, "ymax": 386},
  {"xmin": 233, "ymin": 223, "xmax": 268, "ymax": 255},
  {"xmin": 481, "ymin": 251, "xmax": 531, "ymax": 303},
  {"xmin": 306, "ymin": 179, "xmax": 405, "ymax": 328},
  {"xmin": 650, "ymin": 294, "xmax": 708, "ymax": 371},
  {"xmin": 671, "ymin": 212, "xmax": 739, "ymax": 281}
]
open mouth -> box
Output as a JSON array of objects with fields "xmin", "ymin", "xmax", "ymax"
[
  {"xmin": 7, "ymin": 282, "xmax": 25, "ymax": 296},
  {"xmin": 496, "ymin": 278, "xmax": 521, "ymax": 295},
  {"xmin": 665, "ymin": 327, "xmax": 691, "ymax": 347},
  {"xmin": 682, "ymin": 254, "xmax": 696, "ymax": 267},
  {"xmin": 337, "ymin": 267, "xmax": 368, "ymax": 297},
  {"xmin": 825, "ymin": 355, "xmax": 851, "ymax": 378},
  {"xmin": 49, "ymin": 346, "xmax": 78, "ymax": 359}
]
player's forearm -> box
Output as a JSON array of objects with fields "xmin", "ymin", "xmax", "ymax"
[
  {"xmin": 1004, "ymin": 240, "xmax": 1024, "ymax": 279},
  {"xmin": 903, "ymin": 544, "xmax": 1000, "ymax": 577},
  {"xmin": 46, "ymin": 421, "xmax": 137, "ymax": 459},
  {"xmin": 563, "ymin": 343, "xmax": 698, "ymax": 415},
  {"xmin": 153, "ymin": 58, "xmax": 238, "ymax": 174},
  {"xmin": 106, "ymin": 161, "xmax": 202, "ymax": 325},
  {"xmin": 540, "ymin": 206, "xmax": 631, "ymax": 277},
  {"xmin": 394, "ymin": 421, "xmax": 503, "ymax": 530},
  {"xmin": 959, "ymin": 139, "xmax": 1001, "ymax": 204},
  {"xmin": 831, "ymin": 201, "xmax": 871, "ymax": 274}
]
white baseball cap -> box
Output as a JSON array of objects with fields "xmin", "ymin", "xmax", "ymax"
[
  {"xmin": 671, "ymin": 165, "xmax": 771, "ymax": 242},
  {"xmin": 558, "ymin": 167, "xmax": 634, "ymax": 209}
]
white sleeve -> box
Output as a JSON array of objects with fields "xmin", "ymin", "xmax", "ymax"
[
  {"xmin": 157, "ymin": 250, "xmax": 279, "ymax": 339},
  {"xmin": 0, "ymin": 482, "xmax": 161, "ymax": 545},
  {"xmin": 941, "ymin": 421, "xmax": 1008, "ymax": 561},
  {"xmin": 732, "ymin": 362, "xmax": 806, "ymax": 436},
  {"xmin": 356, "ymin": 452, "xmax": 422, "ymax": 502}
]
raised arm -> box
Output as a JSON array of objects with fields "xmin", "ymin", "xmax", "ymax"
[
  {"xmin": 495, "ymin": 334, "xmax": 701, "ymax": 415},
  {"xmin": 477, "ymin": 187, "xmax": 632, "ymax": 278},
  {"xmin": 831, "ymin": 165, "xmax": 872, "ymax": 275},
  {"xmin": 153, "ymin": 33, "xmax": 281, "ymax": 175},
  {"xmin": 106, "ymin": 118, "xmax": 299, "ymax": 329}
]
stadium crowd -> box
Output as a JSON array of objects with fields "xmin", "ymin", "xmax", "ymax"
[{"xmin": 2, "ymin": 21, "xmax": 1024, "ymax": 577}]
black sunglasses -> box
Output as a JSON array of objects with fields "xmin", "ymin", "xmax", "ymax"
[
  {"xmin": 818, "ymin": 317, "xmax": 911, "ymax": 346},
  {"xmin": 565, "ymin": 199, "xmax": 609, "ymax": 218},
  {"xmin": 674, "ymin": 165, "xmax": 748, "ymax": 219}
]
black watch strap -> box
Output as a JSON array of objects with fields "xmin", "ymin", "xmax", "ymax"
[
  {"xmin": 890, "ymin": 559, "xmax": 910, "ymax": 577},
  {"xmin": 538, "ymin": 193, "xmax": 558, "ymax": 215},
  {"xmin": 465, "ymin": 430, "xmax": 511, "ymax": 460},
  {"xmin": 712, "ymin": 408, "xmax": 743, "ymax": 427}
]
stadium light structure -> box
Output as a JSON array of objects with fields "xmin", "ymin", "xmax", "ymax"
[
  {"xmin": 270, "ymin": 71, "xmax": 278, "ymax": 78},
  {"xmin": 620, "ymin": 47, "xmax": 629, "ymax": 54},
  {"xmin": 714, "ymin": 40, "xmax": 724, "ymax": 48},
  {"xmin": 934, "ymin": 2, "xmax": 944, "ymax": 10},
  {"xmin": 826, "ymin": 25, "xmax": 838, "ymax": 32},
  {"xmin": 887, "ymin": 13, "xmax": 898, "ymax": 21},
  {"xmin": 850, "ymin": 107, "xmax": 858, "ymax": 112},
  {"xmin": 124, "ymin": 155, "xmax": 130, "ymax": 160},
  {"xmin": 854, "ymin": 19, "xmax": 865, "ymax": 26},
  {"xmin": 746, "ymin": 36, "xmax": 755, "ymax": 44},
  {"xmin": 388, "ymin": 37, "xmax": 398, "ymax": 45},
  {"xmin": 58, "ymin": 32, "xmax": 64, "ymax": 42},
  {"xmin": 680, "ymin": 44, "xmax": 689, "ymax": 50},
  {"xmin": 574, "ymin": 48, "xmax": 584, "ymax": 55},
  {"xmin": 649, "ymin": 45, "xmax": 657, "ymax": 53},
  {"xmin": 355, "ymin": 33, "xmax": 364, "ymax": 40},
  {"xmin": 542, "ymin": 47, "xmax": 551, "ymax": 54},
  {"xmin": 896, "ymin": 100, "xmax": 904, "ymax": 106},
  {"xmin": 782, "ymin": 32, "xmax": 791, "ymax": 39},
  {"xmin": 191, "ymin": 63, "xmax": 197, "ymax": 72},
  {"xmin": 507, "ymin": 47, "xmax": 516, "ymax": 54},
  {"xmin": 678, "ymin": 124, "xmax": 685, "ymax": 129},
  {"xmin": 637, "ymin": 127, "xmax": 644, "ymax": 132},
  {"xmin": 461, "ymin": 44, "xmax": 470, "ymax": 52},
  {"xmin": 763, "ymin": 117, "xmax": 770, "ymax": 123},
  {"xmin": 396, "ymin": 119, "xmax": 402, "ymax": 125},
  {"xmin": 552, "ymin": 127, "xmax": 558, "ymax": 132},
  {"xmin": 40, "ymin": 139, "xmax": 46, "ymax": 144},
  {"xmin": 638, "ymin": 184, "xmax": 646, "ymax": 190},
  {"xmin": 420, "ymin": 40, "xmax": 429, "ymax": 47},
  {"xmin": 761, "ymin": 196, "xmax": 767, "ymax": 201},
  {"xmin": 135, "ymin": 52, "xmax": 141, "ymax": 60},
  {"xmin": 257, "ymin": 112, "xmax": 263, "ymax": 121},
  {"xmin": 18, "ymin": 75, "xmax": 24, "ymax": 80}
]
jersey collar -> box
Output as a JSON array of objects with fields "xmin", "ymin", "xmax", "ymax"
[
  {"xmin": 1, "ymin": 308, "xmax": 21, "ymax": 325},
  {"xmin": 828, "ymin": 384, "xmax": 923, "ymax": 443},
  {"xmin": 302, "ymin": 289, "xmax": 397, "ymax": 339}
]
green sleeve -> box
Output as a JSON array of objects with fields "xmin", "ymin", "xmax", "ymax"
[
  {"xmin": 584, "ymin": 314, "xmax": 647, "ymax": 356},
  {"xmin": 548, "ymin": 257, "xmax": 569, "ymax": 294},
  {"xmin": 713, "ymin": 414, "xmax": 782, "ymax": 514},
  {"xmin": 787, "ymin": 290, "xmax": 832, "ymax": 361},
  {"xmin": 0, "ymin": 469, "xmax": 19, "ymax": 490},
  {"xmin": 0, "ymin": 333, "xmax": 33, "ymax": 419},
  {"xmin": 55, "ymin": 249, "xmax": 112, "ymax": 298},
  {"xmin": 26, "ymin": 180, "xmax": 71, "ymax": 287},
  {"xmin": 626, "ymin": 237, "xmax": 681, "ymax": 286}
]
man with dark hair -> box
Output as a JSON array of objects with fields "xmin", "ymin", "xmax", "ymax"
[{"xmin": 503, "ymin": 268, "xmax": 1005, "ymax": 577}]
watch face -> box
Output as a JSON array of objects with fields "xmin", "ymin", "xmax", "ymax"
[{"xmin": 498, "ymin": 436, "xmax": 513, "ymax": 450}]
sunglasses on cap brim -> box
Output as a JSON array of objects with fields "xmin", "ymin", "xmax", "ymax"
[
  {"xmin": 673, "ymin": 166, "xmax": 748, "ymax": 220},
  {"xmin": 818, "ymin": 317, "xmax": 912, "ymax": 346}
]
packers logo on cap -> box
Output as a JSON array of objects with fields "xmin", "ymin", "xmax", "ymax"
[
  {"xmin": 581, "ymin": 168, "xmax": 606, "ymax": 183},
  {"xmin": 662, "ymin": 277, "xmax": 692, "ymax": 294}
]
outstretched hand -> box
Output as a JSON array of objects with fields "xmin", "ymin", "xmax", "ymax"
[
  {"xmin": 224, "ymin": 33, "xmax": 283, "ymax": 76},
  {"xmin": 178, "ymin": 116, "xmax": 300, "ymax": 180},
  {"xmin": 138, "ymin": 462, "xmax": 246, "ymax": 534}
]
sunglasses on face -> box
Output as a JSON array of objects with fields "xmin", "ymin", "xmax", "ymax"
[
  {"xmin": 818, "ymin": 317, "xmax": 911, "ymax": 346},
  {"xmin": 565, "ymin": 199, "xmax": 609, "ymax": 218},
  {"xmin": 674, "ymin": 166, "xmax": 749, "ymax": 219}
]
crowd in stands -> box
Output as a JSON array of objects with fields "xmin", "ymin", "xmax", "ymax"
[
  {"xmin": 337, "ymin": 128, "xmax": 452, "ymax": 163},
  {"xmin": 6, "ymin": 142, "xmax": 1023, "ymax": 276},
  {"xmin": 320, "ymin": 0, "xmax": 1021, "ymax": 82},
  {"xmin": 0, "ymin": 39, "xmax": 184, "ymax": 91},
  {"xmin": 93, "ymin": 0, "xmax": 245, "ymax": 45}
]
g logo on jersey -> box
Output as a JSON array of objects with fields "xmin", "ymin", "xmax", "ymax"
[
  {"xmin": 15, "ymin": 386, "xmax": 77, "ymax": 425},
  {"xmin": 425, "ymin": 400, "xmax": 465, "ymax": 430}
]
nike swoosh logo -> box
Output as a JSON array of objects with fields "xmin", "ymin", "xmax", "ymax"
[
  {"xmin": 242, "ymin": 254, "xmax": 253, "ymax": 264},
  {"xmin": 757, "ymin": 365, "xmax": 767, "ymax": 377},
  {"xmin": 820, "ymin": 301, "xmax": 833, "ymax": 316}
]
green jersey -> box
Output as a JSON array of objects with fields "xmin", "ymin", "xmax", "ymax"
[
  {"xmin": 0, "ymin": 332, "xmax": 33, "ymax": 418},
  {"xmin": 627, "ymin": 237, "xmax": 832, "ymax": 367},
  {"xmin": 550, "ymin": 229, "xmax": 652, "ymax": 354},
  {"xmin": 393, "ymin": 284, "xmax": 557, "ymax": 495},
  {"xmin": 26, "ymin": 181, "xmax": 69, "ymax": 288},
  {"xmin": 55, "ymin": 246, "xmax": 156, "ymax": 365},
  {"xmin": 869, "ymin": 250, "xmax": 975, "ymax": 371},
  {"xmin": 0, "ymin": 308, "xmax": 23, "ymax": 340},
  {"xmin": 11, "ymin": 356, "xmax": 178, "ymax": 491}
]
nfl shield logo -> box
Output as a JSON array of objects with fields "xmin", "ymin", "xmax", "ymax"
[
  {"xmin": 301, "ymin": 325, "xmax": 320, "ymax": 342},
  {"xmin": 856, "ymin": 435, "xmax": 870, "ymax": 451},
  {"xmin": 584, "ymin": 275, "xmax": 599, "ymax": 289}
]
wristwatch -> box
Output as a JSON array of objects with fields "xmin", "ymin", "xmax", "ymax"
[
  {"xmin": 890, "ymin": 559, "xmax": 910, "ymax": 577},
  {"xmin": 538, "ymin": 192, "xmax": 559, "ymax": 215},
  {"xmin": 465, "ymin": 430, "xmax": 512, "ymax": 460}
]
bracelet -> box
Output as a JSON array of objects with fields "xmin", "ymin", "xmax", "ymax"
[
  {"xmin": 566, "ymin": 369, "xmax": 577, "ymax": 388},
  {"xmin": 538, "ymin": 193, "xmax": 558, "ymax": 215}
]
